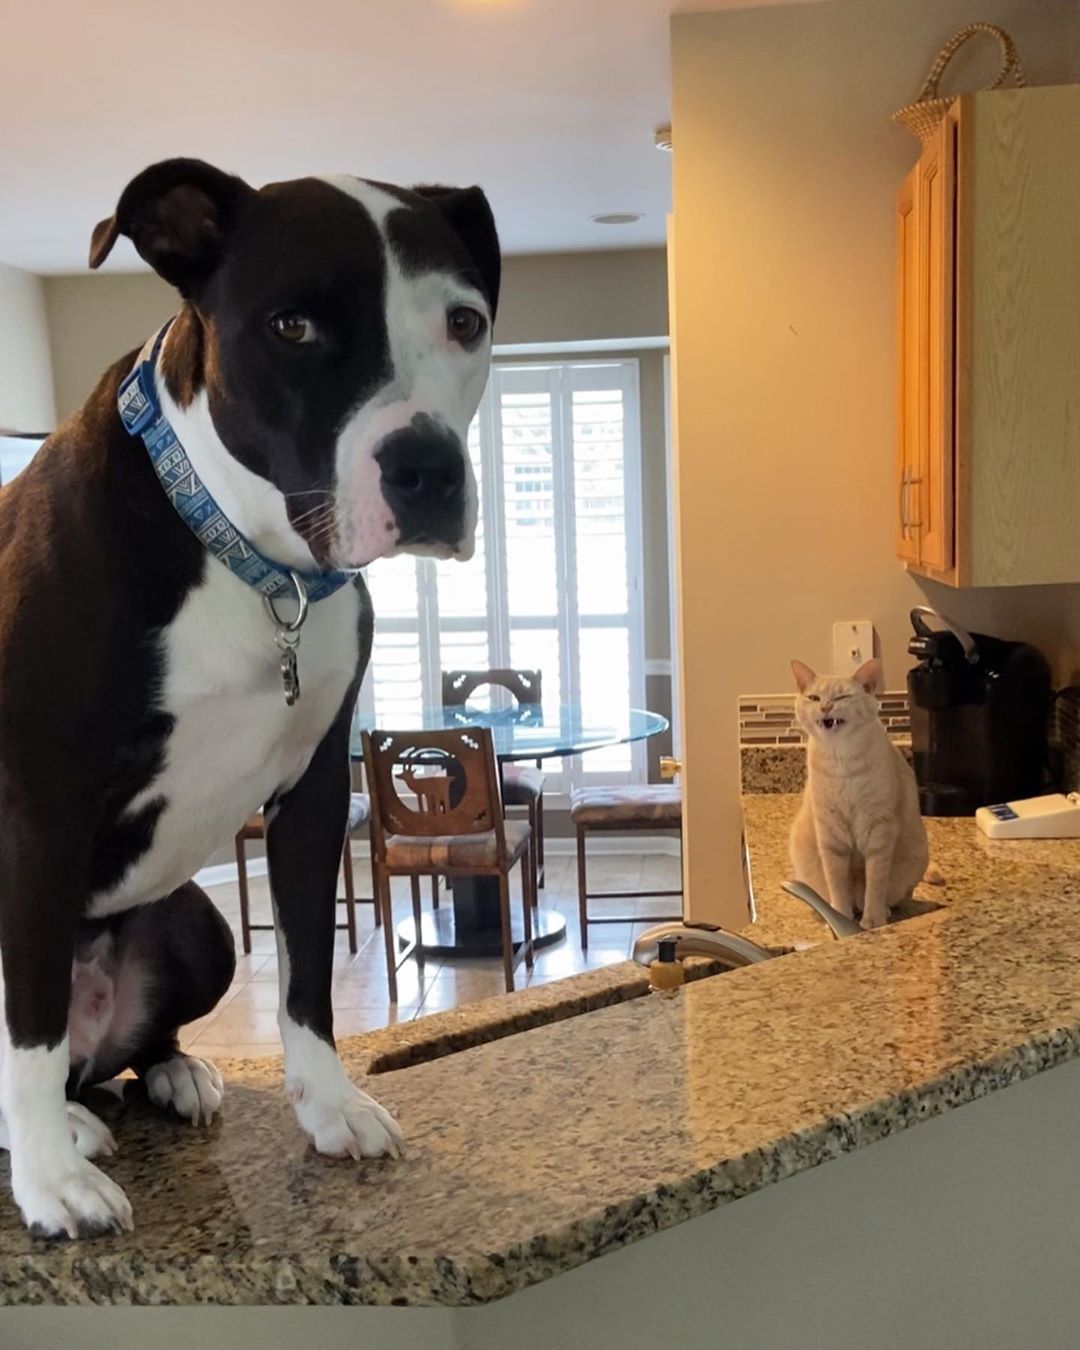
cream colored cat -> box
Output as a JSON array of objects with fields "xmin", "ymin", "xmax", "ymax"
[{"xmin": 788, "ymin": 657, "xmax": 930, "ymax": 931}]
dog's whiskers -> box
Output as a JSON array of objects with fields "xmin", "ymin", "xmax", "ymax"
[
  {"xmin": 280, "ymin": 486, "xmax": 334, "ymax": 500},
  {"xmin": 304, "ymin": 518, "xmax": 340, "ymax": 553},
  {"xmin": 289, "ymin": 501, "xmax": 337, "ymax": 529}
]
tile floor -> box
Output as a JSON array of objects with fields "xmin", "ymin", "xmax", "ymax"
[{"xmin": 180, "ymin": 849, "xmax": 683, "ymax": 1059}]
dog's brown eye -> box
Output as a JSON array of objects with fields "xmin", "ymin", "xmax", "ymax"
[
  {"xmin": 807, "ymin": 694, "xmax": 821, "ymax": 702},
  {"xmin": 448, "ymin": 306, "xmax": 485, "ymax": 345},
  {"xmin": 269, "ymin": 312, "xmax": 316, "ymax": 344}
]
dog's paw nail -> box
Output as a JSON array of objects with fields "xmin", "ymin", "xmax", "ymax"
[
  {"xmin": 146, "ymin": 1054, "xmax": 224, "ymax": 1127},
  {"xmin": 17, "ymin": 1157, "xmax": 133, "ymax": 1240},
  {"xmin": 66, "ymin": 1103, "xmax": 117, "ymax": 1160},
  {"xmin": 295, "ymin": 1084, "xmax": 404, "ymax": 1160}
]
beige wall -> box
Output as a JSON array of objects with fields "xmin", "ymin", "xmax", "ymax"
[
  {"xmin": 43, "ymin": 249, "xmax": 668, "ymax": 420},
  {"xmin": 494, "ymin": 248, "xmax": 669, "ymax": 347},
  {"xmin": 44, "ymin": 272, "xmax": 177, "ymax": 419},
  {"xmin": 670, "ymin": 0, "xmax": 1080, "ymax": 924},
  {"xmin": 0, "ymin": 262, "xmax": 55, "ymax": 432}
]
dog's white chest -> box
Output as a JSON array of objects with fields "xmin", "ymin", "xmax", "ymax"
[{"xmin": 89, "ymin": 569, "xmax": 360, "ymax": 915}]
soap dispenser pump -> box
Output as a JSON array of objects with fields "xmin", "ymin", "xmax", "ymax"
[{"xmin": 649, "ymin": 938, "xmax": 685, "ymax": 995}]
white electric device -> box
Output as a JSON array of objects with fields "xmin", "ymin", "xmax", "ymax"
[{"xmin": 975, "ymin": 793, "xmax": 1080, "ymax": 839}]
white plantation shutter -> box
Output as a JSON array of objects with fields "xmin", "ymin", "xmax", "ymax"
[
  {"xmin": 357, "ymin": 359, "xmax": 645, "ymax": 790},
  {"xmin": 0, "ymin": 435, "xmax": 45, "ymax": 486}
]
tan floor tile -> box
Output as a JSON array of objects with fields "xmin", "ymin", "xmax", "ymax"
[
  {"xmin": 333, "ymin": 1006, "xmax": 421, "ymax": 1036},
  {"xmin": 195, "ymin": 851, "xmax": 677, "ymax": 1052},
  {"xmin": 244, "ymin": 929, "xmax": 279, "ymax": 954},
  {"xmin": 418, "ymin": 971, "xmax": 514, "ymax": 1011},
  {"xmin": 333, "ymin": 963, "xmax": 436, "ymax": 1008},
  {"xmin": 231, "ymin": 954, "xmax": 271, "ymax": 980},
  {"xmin": 191, "ymin": 1042, "xmax": 281, "ymax": 1061},
  {"xmin": 222, "ymin": 982, "xmax": 282, "ymax": 1012},
  {"xmin": 193, "ymin": 1006, "xmax": 281, "ymax": 1044},
  {"xmin": 530, "ymin": 946, "xmax": 624, "ymax": 981}
]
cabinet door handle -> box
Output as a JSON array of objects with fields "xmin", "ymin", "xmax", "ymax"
[
  {"xmin": 907, "ymin": 474, "xmax": 922, "ymax": 530},
  {"xmin": 900, "ymin": 469, "xmax": 911, "ymax": 538}
]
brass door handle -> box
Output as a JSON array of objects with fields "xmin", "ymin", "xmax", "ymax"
[{"xmin": 660, "ymin": 756, "xmax": 682, "ymax": 780}]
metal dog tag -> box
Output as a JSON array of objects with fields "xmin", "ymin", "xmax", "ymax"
[
  {"xmin": 264, "ymin": 572, "xmax": 309, "ymax": 708},
  {"xmin": 278, "ymin": 635, "xmax": 301, "ymax": 707}
]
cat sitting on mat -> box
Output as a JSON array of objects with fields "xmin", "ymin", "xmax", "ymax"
[{"xmin": 789, "ymin": 657, "xmax": 939, "ymax": 931}]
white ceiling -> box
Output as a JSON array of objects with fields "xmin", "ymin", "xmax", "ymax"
[{"xmin": 1, "ymin": 0, "xmax": 820, "ymax": 273}]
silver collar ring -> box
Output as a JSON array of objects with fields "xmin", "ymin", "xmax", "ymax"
[{"xmin": 263, "ymin": 570, "xmax": 310, "ymax": 634}]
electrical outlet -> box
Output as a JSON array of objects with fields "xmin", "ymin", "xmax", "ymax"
[{"xmin": 833, "ymin": 621, "xmax": 875, "ymax": 678}]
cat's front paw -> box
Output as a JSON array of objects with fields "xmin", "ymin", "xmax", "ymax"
[{"xmin": 861, "ymin": 908, "xmax": 889, "ymax": 931}]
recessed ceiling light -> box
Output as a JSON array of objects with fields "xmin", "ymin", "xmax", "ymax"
[{"xmin": 590, "ymin": 212, "xmax": 644, "ymax": 226}]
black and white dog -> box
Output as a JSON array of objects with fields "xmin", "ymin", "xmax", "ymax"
[{"xmin": 0, "ymin": 158, "xmax": 499, "ymax": 1238}]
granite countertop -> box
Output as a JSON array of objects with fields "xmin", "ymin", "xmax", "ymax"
[{"xmin": 4, "ymin": 795, "xmax": 1080, "ymax": 1306}]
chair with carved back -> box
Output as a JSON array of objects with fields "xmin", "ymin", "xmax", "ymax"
[
  {"xmin": 362, "ymin": 727, "xmax": 535, "ymax": 1001},
  {"xmin": 441, "ymin": 669, "xmax": 546, "ymax": 893}
]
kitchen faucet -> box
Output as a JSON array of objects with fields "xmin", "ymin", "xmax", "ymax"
[{"xmin": 631, "ymin": 881, "xmax": 861, "ymax": 969}]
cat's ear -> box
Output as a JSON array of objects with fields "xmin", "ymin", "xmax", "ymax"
[
  {"xmin": 852, "ymin": 658, "xmax": 882, "ymax": 694},
  {"xmin": 791, "ymin": 660, "xmax": 816, "ymax": 692}
]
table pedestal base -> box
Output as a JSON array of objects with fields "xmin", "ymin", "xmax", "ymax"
[{"xmin": 395, "ymin": 874, "xmax": 567, "ymax": 958}]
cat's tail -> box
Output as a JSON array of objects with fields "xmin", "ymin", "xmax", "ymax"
[{"xmin": 923, "ymin": 862, "xmax": 946, "ymax": 886}]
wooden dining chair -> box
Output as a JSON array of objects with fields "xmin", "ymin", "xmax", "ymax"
[
  {"xmin": 441, "ymin": 668, "xmax": 546, "ymax": 892},
  {"xmin": 362, "ymin": 727, "xmax": 535, "ymax": 1002},
  {"xmin": 234, "ymin": 792, "xmax": 378, "ymax": 955},
  {"xmin": 570, "ymin": 785, "xmax": 683, "ymax": 949}
]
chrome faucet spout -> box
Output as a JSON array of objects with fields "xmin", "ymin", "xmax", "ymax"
[
  {"xmin": 631, "ymin": 921, "xmax": 776, "ymax": 969},
  {"xmin": 781, "ymin": 881, "xmax": 863, "ymax": 939}
]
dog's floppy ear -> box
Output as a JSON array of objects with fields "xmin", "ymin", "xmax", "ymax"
[
  {"xmin": 89, "ymin": 158, "xmax": 254, "ymax": 294},
  {"xmin": 413, "ymin": 184, "xmax": 501, "ymax": 320}
]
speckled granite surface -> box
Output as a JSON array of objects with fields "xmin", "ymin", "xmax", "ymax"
[
  {"xmin": 740, "ymin": 744, "xmax": 808, "ymax": 794},
  {"xmin": 3, "ymin": 796, "xmax": 1080, "ymax": 1307}
]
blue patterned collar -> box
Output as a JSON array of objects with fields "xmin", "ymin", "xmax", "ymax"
[{"xmin": 117, "ymin": 323, "xmax": 351, "ymax": 604}]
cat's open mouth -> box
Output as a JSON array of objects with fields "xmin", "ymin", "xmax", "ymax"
[{"xmin": 820, "ymin": 717, "xmax": 845, "ymax": 731}]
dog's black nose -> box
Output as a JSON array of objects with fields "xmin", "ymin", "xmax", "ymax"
[{"xmin": 376, "ymin": 422, "xmax": 467, "ymax": 545}]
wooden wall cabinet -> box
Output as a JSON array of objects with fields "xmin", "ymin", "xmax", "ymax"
[{"xmin": 895, "ymin": 86, "xmax": 1080, "ymax": 586}]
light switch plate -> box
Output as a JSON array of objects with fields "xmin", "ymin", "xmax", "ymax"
[{"xmin": 833, "ymin": 620, "xmax": 875, "ymax": 678}]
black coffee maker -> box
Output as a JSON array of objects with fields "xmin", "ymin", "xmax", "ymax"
[{"xmin": 906, "ymin": 607, "xmax": 1051, "ymax": 817}]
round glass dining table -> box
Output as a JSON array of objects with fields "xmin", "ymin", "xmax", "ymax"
[{"xmin": 350, "ymin": 705, "xmax": 669, "ymax": 958}]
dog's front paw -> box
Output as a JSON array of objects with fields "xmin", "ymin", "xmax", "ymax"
[
  {"xmin": 14, "ymin": 1155, "xmax": 133, "ymax": 1240},
  {"xmin": 0, "ymin": 1101, "xmax": 116, "ymax": 1160},
  {"xmin": 67, "ymin": 1102, "xmax": 118, "ymax": 1159},
  {"xmin": 289, "ymin": 1079, "xmax": 404, "ymax": 1160},
  {"xmin": 146, "ymin": 1054, "xmax": 224, "ymax": 1126}
]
